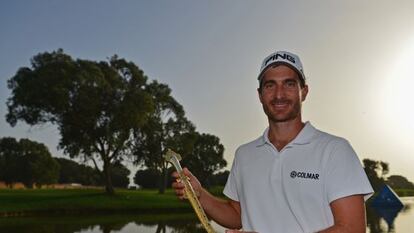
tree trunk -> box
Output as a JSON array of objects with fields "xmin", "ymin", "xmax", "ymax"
[
  {"xmin": 155, "ymin": 223, "xmax": 166, "ymax": 233},
  {"xmin": 103, "ymin": 159, "xmax": 114, "ymax": 195},
  {"xmin": 158, "ymin": 166, "xmax": 169, "ymax": 194}
]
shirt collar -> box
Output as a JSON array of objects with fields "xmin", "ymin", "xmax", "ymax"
[{"xmin": 256, "ymin": 121, "xmax": 318, "ymax": 147}]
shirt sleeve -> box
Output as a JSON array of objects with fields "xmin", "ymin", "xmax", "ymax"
[
  {"xmin": 223, "ymin": 153, "xmax": 239, "ymax": 202},
  {"xmin": 325, "ymin": 139, "xmax": 374, "ymax": 203}
]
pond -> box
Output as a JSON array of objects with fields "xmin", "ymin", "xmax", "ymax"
[{"xmin": 0, "ymin": 197, "xmax": 412, "ymax": 233}]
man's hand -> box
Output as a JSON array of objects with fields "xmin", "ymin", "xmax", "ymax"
[
  {"xmin": 171, "ymin": 167, "xmax": 243, "ymax": 229},
  {"xmin": 171, "ymin": 167, "xmax": 202, "ymax": 200}
]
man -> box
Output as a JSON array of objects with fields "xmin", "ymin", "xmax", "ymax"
[{"xmin": 172, "ymin": 51, "xmax": 373, "ymax": 233}]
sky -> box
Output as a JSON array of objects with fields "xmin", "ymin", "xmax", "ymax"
[{"xmin": 1, "ymin": 0, "xmax": 414, "ymax": 182}]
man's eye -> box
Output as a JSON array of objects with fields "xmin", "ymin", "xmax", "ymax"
[
  {"xmin": 264, "ymin": 83, "xmax": 274, "ymax": 88},
  {"xmin": 285, "ymin": 81, "xmax": 296, "ymax": 88}
]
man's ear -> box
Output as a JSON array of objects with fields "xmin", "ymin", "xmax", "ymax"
[{"xmin": 301, "ymin": 85, "xmax": 309, "ymax": 102}]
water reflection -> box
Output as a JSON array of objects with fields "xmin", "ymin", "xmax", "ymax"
[
  {"xmin": 0, "ymin": 197, "xmax": 412, "ymax": 233},
  {"xmin": 0, "ymin": 213, "xmax": 210, "ymax": 233}
]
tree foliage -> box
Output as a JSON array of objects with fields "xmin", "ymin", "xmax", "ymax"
[
  {"xmin": 0, "ymin": 137, "xmax": 60, "ymax": 188},
  {"xmin": 181, "ymin": 132, "xmax": 227, "ymax": 187},
  {"xmin": 133, "ymin": 81, "xmax": 195, "ymax": 193},
  {"xmin": 6, "ymin": 49, "xmax": 228, "ymax": 193},
  {"xmin": 134, "ymin": 132, "xmax": 227, "ymax": 189},
  {"xmin": 134, "ymin": 169, "xmax": 160, "ymax": 189},
  {"xmin": 56, "ymin": 158, "xmax": 130, "ymax": 187},
  {"xmin": 210, "ymin": 170, "xmax": 230, "ymax": 186},
  {"xmin": 132, "ymin": 82, "xmax": 227, "ymax": 192},
  {"xmin": 56, "ymin": 158, "xmax": 101, "ymax": 185},
  {"xmin": 386, "ymin": 175, "xmax": 414, "ymax": 189},
  {"xmin": 6, "ymin": 49, "xmax": 154, "ymax": 194},
  {"xmin": 363, "ymin": 158, "xmax": 389, "ymax": 192},
  {"xmin": 109, "ymin": 161, "xmax": 130, "ymax": 188},
  {"xmin": 0, "ymin": 137, "xmax": 23, "ymax": 185}
]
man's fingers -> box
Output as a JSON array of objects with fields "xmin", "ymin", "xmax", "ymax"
[
  {"xmin": 171, "ymin": 168, "xmax": 198, "ymax": 200},
  {"xmin": 171, "ymin": 168, "xmax": 195, "ymax": 182},
  {"xmin": 172, "ymin": 184, "xmax": 187, "ymax": 200},
  {"xmin": 174, "ymin": 188, "xmax": 185, "ymax": 196},
  {"xmin": 171, "ymin": 171, "xmax": 179, "ymax": 179},
  {"xmin": 182, "ymin": 167, "xmax": 194, "ymax": 178},
  {"xmin": 171, "ymin": 181, "xmax": 184, "ymax": 189}
]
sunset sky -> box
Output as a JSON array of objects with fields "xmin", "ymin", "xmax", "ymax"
[{"xmin": 1, "ymin": 0, "xmax": 414, "ymax": 182}]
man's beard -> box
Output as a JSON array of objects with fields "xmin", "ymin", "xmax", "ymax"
[{"xmin": 262, "ymin": 98, "xmax": 302, "ymax": 123}]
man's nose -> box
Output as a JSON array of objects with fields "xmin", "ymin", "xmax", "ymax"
[{"xmin": 274, "ymin": 84, "xmax": 286, "ymax": 98}]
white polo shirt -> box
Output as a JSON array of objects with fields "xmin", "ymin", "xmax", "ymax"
[{"xmin": 223, "ymin": 122, "xmax": 373, "ymax": 233}]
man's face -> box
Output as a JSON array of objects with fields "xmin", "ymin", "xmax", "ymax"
[{"xmin": 258, "ymin": 65, "xmax": 308, "ymax": 123}]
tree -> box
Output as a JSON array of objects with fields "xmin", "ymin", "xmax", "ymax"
[
  {"xmin": 386, "ymin": 175, "xmax": 414, "ymax": 189},
  {"xmin": 19, "ymin": 139, "xmax": 60, "ymax": 188},
  {"xmin": 133, "ymin": 81, "xmax": 195, "ymax": 193},
  {"xmin": 379, "ymin": 161, "xmax": 389, "ymax": 179},
  {"xmin": 134, "ymin": 169, "xmax": 159, "ymax": 189},
  {"xmin": 363, "ymin": 158, "xmax": 389, "ymax": 192},
  {"xmin": 0, "ymin": 137, "xmax": 60, "ymax": 188},
  {"xmin": 110, "ymin": 161, "xmax": 130, "ymax": 188},
  {"xmin": 181, "ymin": 132, "xmax": 227, "ymax": 187},
  {"xmin": 6, "ymin": 49, "xmax": 154, "ymax": 194},
  {"xmin": 56, "ymin": 158, "xmax": 130, "ymax": 187},
  {"xmin": 56, "ymin": 158, "xmax": 100, "ymax": 185},
  {"xmin": 0, "ymin": 137, "xmax": 25, "ymax": 186},
  {"xmin": 210, "ymin": 170, "xmax": 230, "ymax": 186}
]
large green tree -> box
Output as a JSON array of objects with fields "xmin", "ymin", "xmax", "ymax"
[
  {"xmin": 0, "ymin": 137, "xmax": 60, "ymax": 188},
  {"xmin": 181, "ymin": 132, "xmax": 227, "ymax": 187},
  {"xmin": 6, "ymin": 49, "xmax": 154, "ymax": 194},
  {"xmin": 134, "ymin": 130, "xmax": 227, "ymax": 191},
  {"xmin": 133, "ymin": 81, "xmax": 196, "ymax": 193}
]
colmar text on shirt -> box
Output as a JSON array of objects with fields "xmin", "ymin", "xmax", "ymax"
[{"xmin": 290, "ymin": 171, "xmax": 319, "ymax": 180}]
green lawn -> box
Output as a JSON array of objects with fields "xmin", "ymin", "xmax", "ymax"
[
  {"xmin": 1, "ymin": 187, "xmax": 410, "ymax": 217},
  {"xmin": 394, "ymin": 189, "xmax": 414, "ymax": 197},
  {"xmin": 0, "ymin": 188, "xmax": 191, "ymax": 216},
  {"xmin": 0, "ymin": 187, "xmax": 226, "ymax": 217}
]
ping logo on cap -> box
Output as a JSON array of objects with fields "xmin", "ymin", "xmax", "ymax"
[
  {"xmin": 258, "ymin": 50, "xmax": 305, "ymax": 84},
  {"xmin": 264, "ymin": 52, "xmax": 296, "ymax": 67}
]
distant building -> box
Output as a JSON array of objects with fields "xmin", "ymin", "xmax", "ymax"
[{"xmin": 0, "ymin": 181, "xmax": 25, "ymax": 189}]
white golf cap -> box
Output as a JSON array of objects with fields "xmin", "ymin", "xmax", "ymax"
[{"xmin": 258, "ymin": 51, "xmax": 306, "ymax": 86}]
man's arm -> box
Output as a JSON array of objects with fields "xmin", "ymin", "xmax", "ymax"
[
  {"xmin": 200, "ymin": 188, "xmax": 242, "ymax": 229},
  {"xmin": 319, "ymin": 195, "xmax": 366, "ymax": 233},
  {"xmin": 172, "ymin": 168, "xmax": 242, "ymax": 229}
]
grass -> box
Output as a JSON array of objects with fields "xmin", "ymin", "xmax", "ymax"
[
  {"xmin": 4, "ymin": 186, "xmax": 410, "ymax": 217},
  {"xmin": 394, "ymin": 189, "xmax": 414, "ymax": 197},
  {"xmin": 0, "ymin": 187, "xmax": 226, "ymax": 217}
]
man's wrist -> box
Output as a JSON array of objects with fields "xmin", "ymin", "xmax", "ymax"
[{"xmin": 198, "ymin": 187, "xmax": 207, "ymax": 201}]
